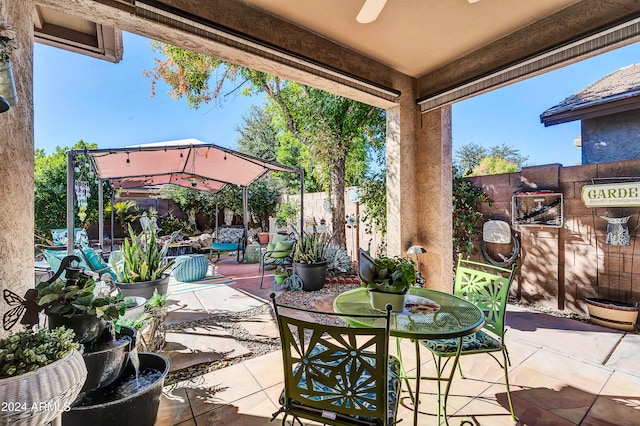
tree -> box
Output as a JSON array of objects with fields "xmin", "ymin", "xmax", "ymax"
[
  {"xmin": 34, "ymin": 141, "xmax": 107, "ymax": 242},
  {"xmin": 455, "ymin": 142, "xmax": 528, "ymax": 176},
  {"xmin": 145, "ymin": 42, "xmax": 385, "ymax": 247},
  {"xmin": 470, "ymin": 156, "xmax": 520, "ymax": 176}
]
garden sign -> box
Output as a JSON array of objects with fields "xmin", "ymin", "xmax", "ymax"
[{"xmin": 581, "ymin": 182, "xmax": 640, "ymax": 207}]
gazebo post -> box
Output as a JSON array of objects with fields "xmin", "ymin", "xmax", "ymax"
[
  {"xmin": 299, "ymin": 169, "xmax": 305, "ymax": 234},
  {"xmin": 242, "ymin": 186, "xmax": 248, "ymax": 244},
  {"xmin": 98, "ymin": 178, "xmax": 104, "ymax": 251},
  {"xmin": 110, "ymin": 184, "xmax": 115, "ymax": 253},
  {"xmin": 66, "ymin": 150, "xmax": 75, "ymax": 255}
]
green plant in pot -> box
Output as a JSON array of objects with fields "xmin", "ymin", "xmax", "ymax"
[
  {"xmin": 114, "ymin": 224, "xmax": 175, "ymax": 299},
  {"xmin": 273, "ymin": 265, "xmax": 288, "ymax": 287},
  {"xmin": 36, "ymin": 266, "xmax": 127, "ymax": 344},
  {"xmin": 359, "ymin": 249, "xmax": 418, "ymax": 312},
  {"xmin": 0, "ymin": 327, "xmax": 87, "ymax": 425},
  {"xmin": 292, "ymin": 226, "xmax": 333, "ymax": 291}
]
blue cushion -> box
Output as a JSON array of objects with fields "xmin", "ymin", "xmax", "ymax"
[
  {"xmin": 420, "ymin": 330, "xmax": 502, "ymax": 355},
  {"xmin": 282, "ymin": 344, "xmax": 401, "ymax": 425},
  {"xmin": 172, "ymin": 254, "xmax": 208, "ymax": 282}
]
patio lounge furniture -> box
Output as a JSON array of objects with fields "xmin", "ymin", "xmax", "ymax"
[
  {"xmin": 420, "ymin": 256, "xmax": 518, "ymax": 421},
  {"xmin": 270, "ymin": 293, "xmax": 401, "ymax": 426},
  {"xmin": 210, "ymin": 226, "xmax": 247, "ymax": 263},
  {"xmin": 38, "ymin": 245, "xmax": 117, "ymax": 281},
  {"xmin": 259, "ymin": 235, "xmax": 295, "ymax": 288}
]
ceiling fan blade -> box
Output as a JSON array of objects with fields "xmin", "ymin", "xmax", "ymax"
[{"xmin": 356, "ymin": 0, "xmax": 387, "ymax": 24}]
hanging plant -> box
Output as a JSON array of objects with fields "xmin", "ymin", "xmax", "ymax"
[{"xmin": 0, "ymin": 24, "xmax": 16, "ymax": 62}]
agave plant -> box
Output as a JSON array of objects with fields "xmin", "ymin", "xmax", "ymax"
[
  {"xmin": 115, "ymin": 224, "xmax": 175, "ymax": 283},
  {"xmin": 292, "ymin": 226, "xmax": 333, "ymax": 264}
]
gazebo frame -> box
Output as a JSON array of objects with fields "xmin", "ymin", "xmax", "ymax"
[{"xmin": 65, "ymin": 141, "xmax": 304, "ymax": 253}]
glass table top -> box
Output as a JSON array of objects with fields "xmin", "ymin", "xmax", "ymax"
[{"xmin": 333, "ymin": 287, "xmax": 485, "ymax": 339}]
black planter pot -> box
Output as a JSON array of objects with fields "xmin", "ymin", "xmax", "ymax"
[
  {"xmin": 63, "ymin": 353, "xmax": 169, "ymax": 426},
  {"xmin": 48, "ymin": 313, "xmax": 106, "ymax": 344},
  {"xmin": 294, "ymin": 261, "xmax": 328, "ymax": 292},
  {"xmin": 80, "ymin": 325, "xmax": 137, "ymax": 395},
  {"xmin": 116, "ymin": 274, "xmax": 170, "ymax": 299}
]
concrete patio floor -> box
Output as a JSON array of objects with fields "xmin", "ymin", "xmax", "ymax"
[{"xmin": 154, "ymin": 255, "xmax": 640, "ymax": 425}]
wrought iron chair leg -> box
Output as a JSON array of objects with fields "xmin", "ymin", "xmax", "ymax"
[{"xmin": 502, "ymin": 348, "xmax": 517, "ymax": 421}]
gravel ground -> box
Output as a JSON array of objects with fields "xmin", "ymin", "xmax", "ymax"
[{"xmin": 164, "ymin": 285, "xmax": 597, "ymax": 385}]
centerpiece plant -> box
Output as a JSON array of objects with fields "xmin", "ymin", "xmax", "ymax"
[{"xmin": 359, "ymin": 249, "xmax": 418, "ymax": 311}]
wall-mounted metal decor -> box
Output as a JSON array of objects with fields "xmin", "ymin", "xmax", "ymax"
[
  {"xmin": 512, "ymin": 192, "xmax": 563, "ymax": 228},
  {"xmin": 581, "ymin": 182, "xmax": 640, "ymax": 208},
  {"xmin": 601, "ymin": 216, "xmax": 631, "ymax": 246}
]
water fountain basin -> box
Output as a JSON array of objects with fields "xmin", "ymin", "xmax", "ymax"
[{"xmin": 63, "ymin": 352, "xmax": 169, "ymax": 426}]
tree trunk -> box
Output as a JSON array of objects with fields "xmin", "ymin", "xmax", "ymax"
[{"xmin": 330, "ymin": 156, "xmax": 347, "ymax": 248}]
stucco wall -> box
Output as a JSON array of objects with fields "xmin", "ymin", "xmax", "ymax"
[
  {"xmin": 467, "ymin": 160, "xmax": 640, "ymax": 314},
  {"xmin": 0, "ymin": 0, "xmax": 34, "ymax": 338},
  {"xmin": 582, "ymin": 109, "xmax": 640, "ymax": 164}
]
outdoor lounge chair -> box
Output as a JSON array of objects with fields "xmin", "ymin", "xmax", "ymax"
[
  {"xmin": 209, "ymin": 226, "xmax": 247, "ymax": 263},
  {"xmin": 38, "ymin": 245, "xmax": 117, "ymax": 281},
  {"xmin": 420, "ymin": 256, "xmax": 518, "ymax": 421},
  {"xmin": 259, "ymin": 234, "xmax": 295, "ymax": 288},
  {"xmin": 270, "ymin": 293, "xmax": 401, "ymax": 426}
]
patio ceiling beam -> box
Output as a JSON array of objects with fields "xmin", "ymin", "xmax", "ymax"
[{"xmin": 417, "ymin": 0, "xmax": 640, "ymax": 112}]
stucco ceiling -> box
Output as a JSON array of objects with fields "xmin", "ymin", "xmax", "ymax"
[{"xmin": 241, "ymin": 0, "xmax": 579, "ymax": 78}]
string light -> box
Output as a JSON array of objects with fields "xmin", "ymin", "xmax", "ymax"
[{"xmin": 125, "ymin": 152, "xmax": 130, "ymax": 167}]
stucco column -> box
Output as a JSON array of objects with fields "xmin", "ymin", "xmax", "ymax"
[
  {"xmin": 417, "ymin": 107, "xmax": 453, "ymax": 292},
  {"xmin": 0, "ymin": 0, "xmax": 34, "ymax": 338},
  {"xmin": 386, "ymin": 101, "xmax": 452, "ymax": 292}
]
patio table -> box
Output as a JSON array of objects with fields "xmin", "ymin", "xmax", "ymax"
[{"xmin": 333, "ymin": 287, "xmax": 484, "ymax": 425}]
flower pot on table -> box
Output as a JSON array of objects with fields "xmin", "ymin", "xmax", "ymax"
[{"xmin": 369, "ymin": 289, "xmax": 406, "ymax": 312}]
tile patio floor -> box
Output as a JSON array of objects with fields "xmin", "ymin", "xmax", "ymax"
[{"xmin": 154, "ymin": 255, "xmax": 640, "ymax": 426}]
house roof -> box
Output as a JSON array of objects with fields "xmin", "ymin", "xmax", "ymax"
[
  {"xmin": 540, "ymin": 63, "xmax": 640, "ymax": 126},
  {"xmin": 78, "ymin": 139, "xmax": 300, "ymax": 193}
]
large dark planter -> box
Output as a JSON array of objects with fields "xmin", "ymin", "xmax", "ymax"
[
  {"xmin": 80, "ymin": 326, "xmax": 137, "ymax": 395},
  {"xmin": 64, "ymin": 353, "xmax": 169, "ymax": 426},
  {"xmin": 116, "ymin": 274, "xmax": 170, "ymax": 299},
  {"xmin": 48, "ymin": 313, "xmax": 106, "ymax": 344},
  {"xmin": 294, "ymin": 261, "xmax": 328, "ymax": 292}
]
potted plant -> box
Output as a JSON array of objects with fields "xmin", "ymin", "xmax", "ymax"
[
  {"xmin": 114, "ymin": 224, "xmax": 175, "ymax": 299},
  {"xmin": 36, "ymin": 266, "xmax": 127, "ymax": 343},
  {"xmin": 0, "ymin": 327, "xmax": 87, "ymax": 426},
  {"xmin": 273, "ymin": 265, "xmax": 288, "ymax": 287},
  {"xmin": 292, "ymin": 226, "xmax": 333, "ymax": 291},
  {"xmin": 360, "ymin": 250, "xmax": 418, "ymax": 312}
]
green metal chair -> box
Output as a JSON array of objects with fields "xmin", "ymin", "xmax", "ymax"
[
  {"xmin": 270, "ymin": 293, "xmax": 401, "ymax": 426},
  {"xmin": 420, "ymin": 257, "xmax": 517, "ymax": 421}
]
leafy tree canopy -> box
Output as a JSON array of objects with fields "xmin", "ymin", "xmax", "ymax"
[
  {"xmin": 455, "ymin": 142, "xmax": 527, "ymax": 176},
  {"xmin": 145, "ymin": 42, "xmax": 385, "ymax": 247},
  {"xmin": 35, "ymin": 140, "xmax": 107, "ymax": 242}
]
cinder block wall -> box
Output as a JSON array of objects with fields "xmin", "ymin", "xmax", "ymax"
[{"xmin": 467, "ymin": 160, "xmax": 640, "ymax": 314}]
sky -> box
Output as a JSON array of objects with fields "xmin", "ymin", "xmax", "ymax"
[{"xmin": 35, "ymin": 31, "xmax": 640, "ymax": 168}]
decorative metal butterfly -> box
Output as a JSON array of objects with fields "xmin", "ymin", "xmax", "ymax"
[
  {"xmin": 2, "ymin": 255, "xmax": 80, "ymax": 330},
  {"xmin": 2, "ymin": 288, "xmax": 39, "ymax": 330}
]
